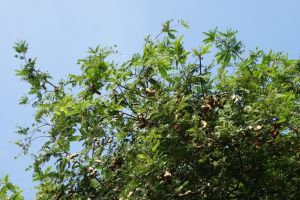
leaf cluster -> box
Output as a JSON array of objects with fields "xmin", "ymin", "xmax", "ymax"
[{"xmin": 13, "ymin": 20, "xmax": 300, "ymax": 199}]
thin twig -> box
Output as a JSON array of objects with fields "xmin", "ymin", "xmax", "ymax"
[
  {"xmin": 199, "ymin": 55, "xmax": 206, "ymax": 98},
  {"xmin": 117, "ymin": 85, "xmax": 138, "ymax": 115}
]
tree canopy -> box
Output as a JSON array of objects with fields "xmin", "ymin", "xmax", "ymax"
[{"xmin": 6, "ymin": 20, "xmax": 300, "ymax": 199}]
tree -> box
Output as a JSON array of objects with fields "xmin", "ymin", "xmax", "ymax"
[{"xmin": 13, "ymin": 20, "xmax": 300, "ymax": 199}]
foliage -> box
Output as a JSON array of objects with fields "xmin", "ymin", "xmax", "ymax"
[
  {"xmin": 13, "ymin": 20, "xmax": 300, "ymax": 199},
  {"xmin": 0, "ymin": 175, "xmax": 24, "ymax": 200}
]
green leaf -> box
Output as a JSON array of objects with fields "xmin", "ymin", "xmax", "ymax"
[
  {"xmin": 158, "ymin": 67, "xmax": 173, "ymax": 82},
  {"xmin": 162, "ymin": 19, "xmax": 173, "ymax": 32},
  {"xmin": 151, "ymin": 140, "xmax": 160, "ymax": 152},
  {"xmin": 14, "ymin": 40, "xmax": 28, "ymax": 54},
  {"xmin": 203, "ymin": 28, "xmax": 218, "ymax": 44},
  {"xmin": 69, "ymin": 135, "xmax": 82, "ymax": 141},
  {"xmin": 137, "ymin": 154, "xmax": 147, "ymax": 160},
  {"xmin": 178, "ymin": 19, "xmax": 189, "ymax": 29}
]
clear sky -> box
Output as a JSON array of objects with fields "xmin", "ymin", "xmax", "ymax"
[{"xmin": 1, "ymin": 0, "xmax": 300, "ymax": 198}]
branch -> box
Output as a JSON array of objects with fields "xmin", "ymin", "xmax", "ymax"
[
  {"xmin": 117, "ymin": 85, "xmax": 138, "ymax": 115},
  {"xmin": 231, "ymin": 50, "xmax": 254, "ymax": 75},
  {"xmin": 44, "ymin": 78, "xmax": 58, "ymax": 89},
  {"xmin": 231, "ymin": 50, "xmax": 244, "ymax": 62},
  {"xmin": 199, "ymin": 55, "xmax": 206, "ymax": 98},
  {"xmin": 23, "ymin": 54, "xmax": 58, "ymax": 89}
]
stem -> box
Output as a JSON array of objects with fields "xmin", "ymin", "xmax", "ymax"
[
  {"xmin": 117, "ymin": 85, "xmax": 138, "ymax": 115},
  {"xmin": 199, "ymin": 55, "xmax": 205, "ymax": 98},
  {"xmin": 94, "ymin": 176, "xmax": 106, "ymax": 188},
  {"xmin": 45, "ymin": 78, "xmax": 58, "ymax": 89},
  {"xmin": 231, "ymin": 50, "xmax": 253, "ymax": 75},
  {"xmin": 23, "ymin": 54, "xmax": 58, "ymax": 89},
  {"xmin": 154, "ymin": 31, "xmax": 163, "ymax": 40},
  {"xmin": 121, "ymin": 111, "xmax": 137, "ymax": 119}
]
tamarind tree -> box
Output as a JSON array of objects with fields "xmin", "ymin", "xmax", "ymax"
[{"xmin": 12, "ymin": 20, "xmax": 300, "ymax": 199}]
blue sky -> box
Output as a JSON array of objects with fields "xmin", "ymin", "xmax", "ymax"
[{"xmin": 1, "ymin": 0, "xmax": 300, "ymax": 198}]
